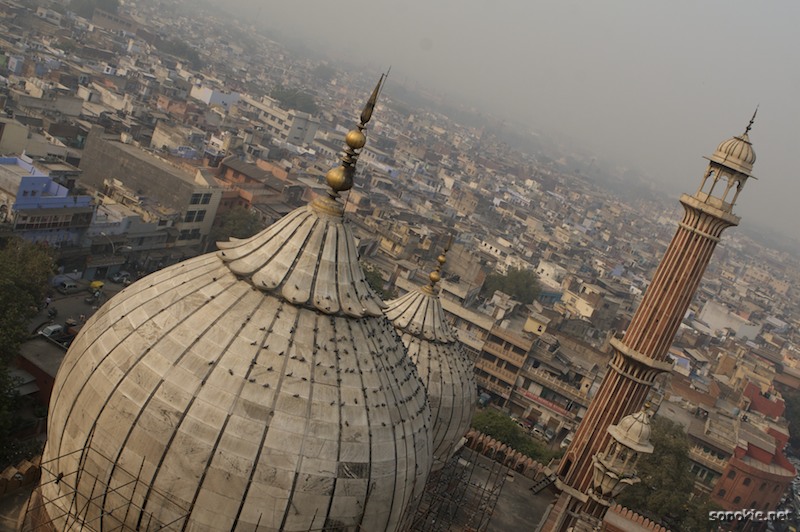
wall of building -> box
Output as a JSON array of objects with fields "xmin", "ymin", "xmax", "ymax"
[
  {"xmin": 80, "ymin": 128, "xmax": 195, "ymax": 213},
  {"xmin": 712, "ymin": 455, "xmax": 793, "ymax": 513},
  {"xmin": 0, "ymin": 117, "xmax": 29, "ymax": 155}
]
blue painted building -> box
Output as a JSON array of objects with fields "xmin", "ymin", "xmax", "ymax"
[{"xmin": 0, "ymin": 156, "xmax": 94, "ymax": 247}]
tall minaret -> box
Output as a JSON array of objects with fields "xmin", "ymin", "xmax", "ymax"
[{"xmin": 542, "ymin": 115, "xmax": 757, "ymax": 531}]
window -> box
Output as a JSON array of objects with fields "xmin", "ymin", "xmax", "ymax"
[
  {"xmin": 717, "ymin": 489, "xmax": 726, "ymax": 497},
  {"xmin": 184, "ymin": 211, "xmax": 197, "ymax": 223},
  {"xmin": 727, "ymin": 471, "xmax": 736, "ymax": 479},
  {"xmin": 733, "ymin": 496, "xmax": 741, "ymax": 504},
  {"xmin": 195, "ymin": 210, "xmax": 206, "ymax": 222},
  {"xmin": 759, "ymin": 482, "xmax": 766, "ymax": 491},
  {"xmin": 189, "ymin": 229, "xmax": 201, "ymax": 239},
  {"xmin": 201, "ymin": 193, "xmax": 211, "ymax": 204},
  {"xmin": 178, "ymin": 230, "xmax": 191, "ymax": 240},
  {"xmin": 743, "ymin": 478, "xmax": 751, "ymax": 486},
  {"xmin": 190, "ymin": 193, "xmax": 202, "ymax": 204}
]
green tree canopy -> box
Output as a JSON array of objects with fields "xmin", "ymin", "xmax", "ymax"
[
  {"xmin": 311, "ymin": 64, "xmax": 336, "ymax": 84},
  {"xmin": 616, "ymin": 416, "xmax": 720, "ymax": 531},
  {"xmin": 0, "ymin": 238, "xmax": 55, "ymax": 362},
  {"xmin": 208, "ymin": 207, "xmax": 265, "ymax": 251},
  {"xmin": 155, "ymin": 38, "xmax": 201, "ymax": 69},
  {"xmin": 271, "ymin": 85, "xmax": 319, "ymax": 115},
  {"xmin": 480, "ymin": 267, "xmax": 539, "ymax": 305},
  {"xmin": 782, "ymin": 388, "xmax": 800, "ymax": 452},
  {"xmin": 0, "ymin": 238, "xmax": 54, "ymax": 466},
  {"xmin": 70, "ymin": 0, "xmax": 119, "ymax": 18},
  {"xmin": 471, "ymin": 408, "xmax": 561, "ymax": 463},
  {"xmin": 360, "ymin": 262, "xmax": 395, "ymax": 300}
]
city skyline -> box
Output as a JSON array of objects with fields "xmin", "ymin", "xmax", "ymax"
[{"xmin": 238, "ymin": 0, "xmax": 800, "ymax": 241}]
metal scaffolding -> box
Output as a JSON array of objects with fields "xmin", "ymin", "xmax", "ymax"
[
  {"xmin": 407, "ymin": 447, "xmax": 507, "ymax": 532},
  {"xmin": 20, "ymin": 446, "xmax": 190, "ymax": 531}
]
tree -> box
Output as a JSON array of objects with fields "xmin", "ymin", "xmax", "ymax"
[
  {"xmin": 0, "ymin": 238, "xmax": 54, "ymax": 466},
  {"xmin": 155, "ymin": 37, "xmax": 202, "ymax": 69},
  {"xmin": 471, "ymin": 408, "xmax": 561, "ymax": 463},
  {"xmin": 782, "ymin": 388, "xmax": 800, "ymax": 452},
  {"xmin": 208, "ymin": 208, "xmax": 265, "ymax": 250},
  {"xmin": 0, "ymin": 238, "xmax": 55, "ymax": 363},
  {"xmin": 311, "ymin": 64, "xmax": 336, "ymax": 84},
  {"xmin": 360, "ymin": 262, "xmax": 395, "ymax": 300},
  {"xmin": 480, "ymin": 267, "xmax": 539, "ymax": 304},
  {"xmin": 616, "ymin": 416, "xmax": 718, "ymax": 531},
  {"xmin": 69, "ymin": 0, "xmax": 119, "ymax": 18},
  {"xmin": 271, "ymin": 85, "xmax": 319, "ymax": 115}
]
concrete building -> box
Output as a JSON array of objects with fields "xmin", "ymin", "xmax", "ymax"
[
  {"xmin": 80, "ymin": 128, "xmax": 223, "ymax": 253},
  {"xmin": 237, "ymin": 95, "xmax": 319, "ymax": 146},
  {"xmin": 189, "ymin": 85, "xmax": 241, "ymax": 109},
  {"xmin": 474, "ymin": 324, "xmax": 535, "ymax": 408},
  {"xmin": 0, "ymin": 156, "xmax": 93, "ymax": 246}
]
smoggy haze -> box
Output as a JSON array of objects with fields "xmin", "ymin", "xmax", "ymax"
[{"xmin": 231, "ymin": 1, "xmax": 799, "ymax": 241}]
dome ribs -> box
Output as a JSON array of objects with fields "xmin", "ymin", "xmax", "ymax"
[
  {"xmin": 384, "ymin": 279, "xmax": 476, "ymax": 470},
  {"xmin": 311, "ymin": 223, "xmax": 340, "ymax": 314},
  {"xmin": 281, "ymin": 219, "xmax": 325, "ymax": 304},
  {"xmin": 49, "ymin": 260, "xmax": 235, "ymax": 463}
]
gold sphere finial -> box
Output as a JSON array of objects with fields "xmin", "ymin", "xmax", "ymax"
[
  {"xmin": 437, "ymin": 254, "xmax": 447, "ymax": 266},
  {"xmin": 325, "ymin": 166, "xmax": 351, "ymax": 193},
  {"xmin": 322, "ymin": 73, "xmax": 386, "ymax": 198},
  {"xmin": 345, "ymin": 129, "xmax": 367, "ymax": 150},
  {"xmin": 429, "ymin": 270, "xmax": 441, "ymax": 285}
]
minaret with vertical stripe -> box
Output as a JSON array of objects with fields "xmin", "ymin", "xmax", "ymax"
[{"xmin": 542, "ymin": 114, "xmax": 758, "ymax": 531}]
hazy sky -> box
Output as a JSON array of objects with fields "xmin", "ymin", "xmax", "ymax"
[{"xmin": 243, "ymin": 1, "xmax": 800, "ymax": 240}]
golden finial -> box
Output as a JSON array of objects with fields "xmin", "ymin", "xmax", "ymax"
[
  {"xmin": 325, "ymin": 73, "xmax": 386, "ymax": 196},
  {"xmin": 744, "ymin": 106, "xmax": 758, "ymax": 135},
  {"xmin": 424, "ymin": 234, "xmax": 454, "ymax": 293}
]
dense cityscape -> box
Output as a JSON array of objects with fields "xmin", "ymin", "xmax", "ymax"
[{"xmin": 0, "ymin": 1, "xmax": 799, "ymax": 531}]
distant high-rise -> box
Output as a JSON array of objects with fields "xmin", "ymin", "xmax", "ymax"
[{"xmin": 542, "ymin": 115, "xmax": 758, "ymax": 531}]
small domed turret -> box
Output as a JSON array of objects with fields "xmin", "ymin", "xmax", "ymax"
[
  {"xmin": 385, "ymin": 243, "xmax": 477, "ymax": 471},
  {"xmin": 607, "ymin": 409, "xmax": 654, "ymax": 454},
  {"xmin": 709, "ymin": 132, "xmax": 756, "ymax": 175}
]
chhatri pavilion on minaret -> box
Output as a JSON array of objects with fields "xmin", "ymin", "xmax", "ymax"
[{"xmin": 541, "ymin": 114, "xmax": 759, "ymax": 531}]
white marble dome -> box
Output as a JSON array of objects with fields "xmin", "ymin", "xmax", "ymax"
[
  {"xmin": 384, "ymin": 271, "xmax": 476, "ymax": 471},
  {"xmin": 37, "ymin": 192, "xmax": 432, "ymax": 531}
]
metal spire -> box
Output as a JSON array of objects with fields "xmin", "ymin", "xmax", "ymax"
[
  {"xmin": 745, "ymin": 106, "xmax": 758, "ymax": 135},
  {"xmin": 324, "ymin": 73, "xmax": 386, "ymax": 197}
]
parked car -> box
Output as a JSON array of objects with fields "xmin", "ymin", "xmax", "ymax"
[
  {"xmin": 560, "ymin": 432, "xmax": 574, "ymax": 449},
  {"xmin": 110, "ymin": 271, "xmax": 131, "ymax": 283},
  {"xmin": 544, "ymin": 428, "xmax": 556, "ymax": 442},
  {"xmin": 532, "ymin": 423, "xmax": 547, "ymax": 440},
  {"xmin": 39, "ymin": 324, "xmax": 64, "ymax": 338},
  {"xmin": 57, "ymin": 280, "xmax": 79, "ymax": 295}
]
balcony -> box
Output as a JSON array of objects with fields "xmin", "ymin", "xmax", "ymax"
[
  {"xmin": 512, "ymin": 388, "xmax": 574, "ymax": 418},
  {"xmin": 456, "ymin": 330, "xmax": 485, "ymax": 351},
  {"xmin": 688, "ymin": 445, "xmax": 727, "ymax": 474},
  {"xmin": 523, "ymin": 367, "xmax": 588, "ymax": 405},
  {"xmin": 476, "ymin": 376, "xmax": 511, "ymax": 399},
  {"xmin": 482, "ymin": 341, "xmax": 526, "ymax": 366},
  {"xmin": 475, "ymin": 358, "xmax": 517, "ymax": 385}
]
